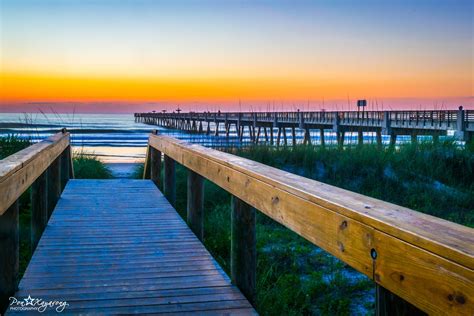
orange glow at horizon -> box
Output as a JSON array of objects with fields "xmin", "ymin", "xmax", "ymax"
[
  {"xmin": 2, "ymin": 2, "xmax": 472, "ymax": 109},
  {"xmin": 1, "ymin": 71, "xmax": 471, "ymax": 103}
]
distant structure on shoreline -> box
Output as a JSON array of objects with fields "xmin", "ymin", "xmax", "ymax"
[{"xmin": 135, "ymin": 107, "xmax": 473, "ymax": 146}]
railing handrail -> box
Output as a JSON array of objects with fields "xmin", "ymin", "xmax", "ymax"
[
  {"xmin": 147, "ymin": 133, "xmax": 474, "ymax": 315},
  {"xmin": 0, "ymin": 131, "xmax": 71, "ymax": 215}
]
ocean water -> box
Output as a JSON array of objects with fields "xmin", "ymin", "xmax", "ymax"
[
  {"xmin": 0, "ymin": 112, "xmax": 434, "ymax": 164},
  {"xmin": 0, "ymin": 112, "xmax": 272, "ymax": 163}
]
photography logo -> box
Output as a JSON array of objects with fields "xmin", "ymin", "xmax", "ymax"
[{"xmin": 9, "ymin": 295, "xmax": 69, "ymax": 313}]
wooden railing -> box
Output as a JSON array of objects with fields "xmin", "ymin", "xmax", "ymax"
[
  {"xmin": 144, "ymin": 132, "xmax": 474, "ymax": 315},
  {"xmin": 0, "ymin": 130, "xmax": 73, "ymax": 311},
  {"xmin": 135, "ymin": 109, "xmax": 472, "ymax": 128}
]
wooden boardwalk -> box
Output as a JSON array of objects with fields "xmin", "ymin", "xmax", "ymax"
[
  {"xmin": 2, "ymin": 131, "xmax": 472, "ymax": 315},
  {"xmin": 10, "ymin": 179, "xmax": 255, "ymax": 315}
]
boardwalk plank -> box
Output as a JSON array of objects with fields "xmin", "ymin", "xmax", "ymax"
[{"xmin": 7, "ymin": 179, "xmax": 255, "ymax": 315}]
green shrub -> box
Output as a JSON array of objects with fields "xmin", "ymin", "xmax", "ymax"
[
  {"xmin": 132, "ymin": 164, "xmax": 145, "ymax": 179},
  {"xmin": 0, "ymin": 134, "xmax": 31, "ymax": 159},
  {"xmin": 73, "ymin": 152, "xmax": 112, "ymax": 179}
]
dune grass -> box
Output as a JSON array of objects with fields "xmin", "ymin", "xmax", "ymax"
[
  {"xmin": 73, "ymin": 151, "xmax": 112, "ymax": 179},
  {"xmin": 0, "ymin": 134, "xmax": 31, "ymax": 159}
]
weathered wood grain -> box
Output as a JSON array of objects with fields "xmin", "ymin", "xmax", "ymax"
[
  {"xmin": 376, "ymin": 285, "xmax": 425, "ymax": 316},
  {"xmin": 60, "ymin": 146, "xmax": 70, "ymax": 190},
  {"xmin": 8, "ymin": 180, "xmax": 254, "ymax": 315},
  {"xmin": 150, "ymin": 147, "xmax": 162, "ymax": 187},
  {"xmin": 231, "ymin": 196, "xmax": 256, "ymax": 305},
  {"xmin": 143, "ymin": 144, "xmax": 151, "ymax": 179},
  {"xmin": 30, "ymin": 171, "xmax": 48, "ymax": 252},
  {"xmin": 149, "ymin": 134, "xmax": 474, "ymax": 315},
  {"xmin": 0, "ymin": 132, "xmax": 70, "ymax": 216},
  {"xmin": 164, "ymin": 154, "xmax": 176, "ymax": 205},
  {"xmin": 187, "ymin": 169, "xmax": 204, "ymax": 241},
  {"xmin": 47, "ymin": 156, "xmax": 61, "ymax": 217}
]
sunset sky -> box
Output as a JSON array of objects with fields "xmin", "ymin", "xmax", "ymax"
[{"xmin": 0, "ymin": 0, "xmax": 472, "ymax": 112}]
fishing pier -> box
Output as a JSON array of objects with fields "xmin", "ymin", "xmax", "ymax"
[{"xmin": 135, "ymin": 108, "xmax": 473, "ymax": 145}]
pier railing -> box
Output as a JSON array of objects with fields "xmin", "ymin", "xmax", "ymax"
[
  {"xmin": 135, "ymin": 109, "xmax": 468, "ymax": 124},
  {"xmin": 144, "ymin": 132, "xmax": 473, "ymax": 315},
  {"xmin": 135, "ymin": 108, "xmax": 474, "ymax": 144},
  {"xmin": 0, "ymin": 130, "xmax": 73, "ymax": 309}
]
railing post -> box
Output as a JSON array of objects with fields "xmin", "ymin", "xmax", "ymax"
[
  {"xmin": 31, "ymin": 171, "xmax": 48, "ymax": 252},
  {"xmin": 0, "ymin": 200, "xmax": 19, "ymax": 313},
  {"xmin": 143, "ymin": 146, "xmax": 151, "ymax": 179},
  {"xmin": 60, "ymin": 147, "xmax": 70, "ymax": 190},
  {"xmin": 455, "ymin": 106, "xmax": 466, "ymax": 141},
  {"xmin": 150, "ymin": 147, "xmax": 162, "ymax": 188},
  {"xmin": 47, "ymin": 156, "xmax": 61, "ymax": 218},
  {"xmin": 298, "ymin": 111, "xmax": 304, "ymax": 128},
  {"xmin": 231, "ymin": 196, "xmax": 256, "ymax": 305},
  {"xmin": 376, "ymin": 285, "xmax": 426, "ymax": 316},
  {"xmin": 68, "ymin": 145, "xmax": 74, "ymax": 179},
  {"xmin": 164, "ymin": 155, "xmax": 176, "ymax": 206},
  {"xmin": 187, "ymin": 170, "xmax": 204, "ymax": 241},
  {"xmin": 382, "ymin": 111, "xmax": 391, "ymax": 136}
]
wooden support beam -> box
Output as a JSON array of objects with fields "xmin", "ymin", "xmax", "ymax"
[
  {"xmin": 0, "ymin": 200, "xmax": 19, "ymax": 313},
  {"xmin": 282, "ymin": 127, "xmax": 288, "ymax": 146},
  {"xmin": 276, "ymin": 128, "xmax": 281, "ymax": 146},
  {"xmin": 270, "ymin": 127, "xmax": 274, "ymax": 145},
  {"xmin": 164, "ymin": 155, "xmax": 176, "ymax": 206},
  {"xmin": 47, "ymin": 156, "xmax": 61, "ymax": 218},
  {"xmin": 358, "ymin": 130, "xmax": 364, "ymax": 146},
  {"xmin": 231, "ymin": 196, "xmax": 256, "ymax": 305},
  {"xmin": 376, "ymin": 285, "xmax": 426, "ymax": 316},
  {"xmin": 187, "ymin": 170, "xmax": 204, "ymax": 241},
  {"xmin": 31, "ymin": 171, "xmax": 48, "ymax": 252},
  {"xmin": 60, "ymin": 147, "xmax": 70, "ymax": 190},
  {"xmin": 68, "ymin": 146, "xmax": 74, "ymax": 179},
  {"xmin": 150, "ymin": 147, "xmax": 162, "ymax": 188},
  {"xmin": 264, "ymin": 127, "xmax": 268, "ymax": 142},
  {"xmin": 291, "ymin": 127, "xmax": 296, "ymax": 146},
  {"xmin": 320, "ymin": 129, "xmax": 325, "ymax": 146},
  {"xmin": 337, "ymin": 131, "xmax": 345, "ymax": 147},
  {"xmin": 376, "ymin": 131, "xmax": 383, "ymax": 147},
  {"xmin": 143, "ymin": 146, "xmax": 151, "ymax": 179},
  {"xmin": 390, "ymin": 134, "xmax": 397, "ymax": 147},
  {"xmin": 247, "ymin": 126, "xmax": 253, "ymax": 142},
  {"xmin": 304, "ymin": 128, "xmax": 311, "ymax": 145}
]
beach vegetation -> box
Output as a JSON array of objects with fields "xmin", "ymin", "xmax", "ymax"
[{"xmin": 73, "ymin": 151, "xmax": 112, "ymax": 179}]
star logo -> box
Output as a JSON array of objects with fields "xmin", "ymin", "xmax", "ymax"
[{"xmin": 24, "ymin": 295, "xmax": 35, "ymax": 306}]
